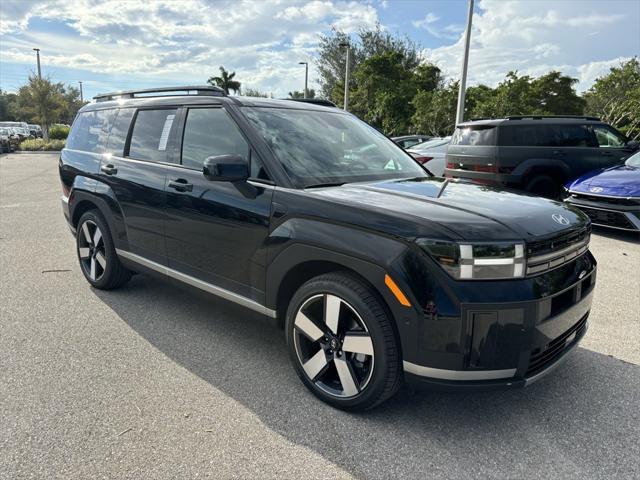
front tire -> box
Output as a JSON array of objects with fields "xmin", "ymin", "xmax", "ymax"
[
  {"xmin": 76, "ymin": 210, "xmax": 131, "ymax": 290},
  {"xmin": 286, "ymin": 272, "xmax": 402, "ymax": 411}
]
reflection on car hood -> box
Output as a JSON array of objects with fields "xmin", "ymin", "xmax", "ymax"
[
  {"xmin": 566, "ymin": 164, "xmax": 640, "ymax": 197},
  {"xmin": 308, "ymin": 177, "xmax": 589, "ymax": 240}
]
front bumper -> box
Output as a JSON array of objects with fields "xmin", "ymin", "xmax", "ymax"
[
  {"xmin": 398, "ymin": 249, "xmax": 596, "ymax": 391},
  {"xmin": 564, "ymin": 193, "xmax": 640, "ymax": 232}
]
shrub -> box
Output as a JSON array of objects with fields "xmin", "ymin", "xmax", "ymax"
[
  {"xmin": 19, "ymin": 138, "xmax": 65, "ymax": 151},
  {"xmin": 49, "ymin": 124, "xmax": 70, "ymax": 140}
]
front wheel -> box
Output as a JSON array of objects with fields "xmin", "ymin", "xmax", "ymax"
[{"xmin": 286, "ymin": 272, "xmax": 402, "ymax": 411}]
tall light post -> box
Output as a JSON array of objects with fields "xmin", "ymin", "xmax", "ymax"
[
  {"xmin": 455, "ymin": 0, "xmax": 474, "ymax": 125},
  {"xmin": 33, "ymin": 48, "xmax": 42, "ymax": 79},
  {"xmin": 339, "ymin": 41, "xmax": 350, "ymax": 111},
  {"xmin": 298, "ymin": 62, "xmax": 308, "ymax": 98},
  {"xmin": 79, "ymin": 81, "xmax": 84, "ymax": 102}
]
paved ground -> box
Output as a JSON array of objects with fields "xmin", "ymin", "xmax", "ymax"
[{"xmin": 1, "ymin": 153, "xmax": 639, "ymax": 479}]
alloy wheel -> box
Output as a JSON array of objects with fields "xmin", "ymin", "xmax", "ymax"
[
  {"xmin": 293, "ymin": 294, "xmax": 375, "ymax": 398},
  {"xmin": 78, "ymin": 220, "xmax": 107, "ymax": 282}
]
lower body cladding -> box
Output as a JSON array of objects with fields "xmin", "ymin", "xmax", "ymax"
[
  {"xmin": 564, "ymin": 196, "xmax": 640, "ymax": 232},
  {"xmin": 400, "ymin": 251, "xmax": 596, "ymax": 391}
]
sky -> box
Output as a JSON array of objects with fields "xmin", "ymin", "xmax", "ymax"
[{"xmin": 1, "ymin": 0, "xmax": 638, "ymax": 100}]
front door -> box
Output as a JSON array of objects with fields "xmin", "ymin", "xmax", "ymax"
[
  {"xmin": 591, "ymin": 124, "xmax": 632, "ymax": 168},
  {"xmin": 163, "ymin": 106, "xmax": 273, "ymax": 303}
]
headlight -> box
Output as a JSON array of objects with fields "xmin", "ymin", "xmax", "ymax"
[{"xmin": 417, "ymin": 239, "xmax": 525, "ymax": 280}]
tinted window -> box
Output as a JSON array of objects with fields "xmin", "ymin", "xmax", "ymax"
[
  {"xmin": 67, "ymin": 109, "xmax": 117, "ymax": 152},
  {"xmin": 499, "ymin": 124, "xmax": 595, "ymax": 147},
  {"xmin": 106, "ymin": 108, "xmax": 135, "ymax": 156},
  {"xmin": 181, "ymin": 108, "xmax": 249, "ymax": 170},
  {"xmin": 128, "ymin": 109, "xmax": 178, "ymax": 162},
  {"xmin": 593, "ymin": 125, "xmax": 626, "ymax": 147},
  {"xmin": 451, "ymin": 126, "xmax": 496, "ymax": 146},
  {"xmin": 244, "ymin": 107, "xmax": 426, "ymax": 187}
]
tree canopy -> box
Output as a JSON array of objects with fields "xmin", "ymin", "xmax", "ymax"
[{"xmin": 207, "ymin": 66, "xmax": 241, "ymax": 94}]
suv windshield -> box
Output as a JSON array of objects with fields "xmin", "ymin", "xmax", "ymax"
[{"xmin": 244, "ymin": 107, "xmax": 427, "ymax": 187}]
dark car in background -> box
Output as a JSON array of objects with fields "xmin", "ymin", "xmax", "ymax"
[
  {"xmin": 60, "ymin": 86, "xmax": 596, "ymax": 411},
  {"xmin": 392, "ymin": 134, "xmax": 432, "ymax": 149},
  {"xmin": 445, "ymin": 116, "xmax": 639, "ymax": 198},
  {"xmin": 28, "ymin": 124, "xmax": 43, "ymax": 138},
  {"xmin": 0, "ymin": 127, "xmax": 17, "ymax": 152},
  {"xmin": 564, "ymin": 151, "xmax": 640, "ymax": 232}
]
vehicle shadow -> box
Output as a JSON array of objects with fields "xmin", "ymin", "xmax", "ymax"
[{"xmin": 92, "ymin": 274, "xmax": 640, "ymax": 479}]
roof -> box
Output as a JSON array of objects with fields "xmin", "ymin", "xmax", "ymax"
[{"xmin": 458, "ymin": 116, "xmax": 604, "ymax": 127}]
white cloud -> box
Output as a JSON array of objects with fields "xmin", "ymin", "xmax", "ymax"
[{"xmin": 423, "ymin": 0, "xmax": 639, "ymax": 91}]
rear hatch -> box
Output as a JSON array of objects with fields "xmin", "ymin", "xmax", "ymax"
[{"xmin": 445, "ymin": 123, "xmax": 499, "ymax": 183}]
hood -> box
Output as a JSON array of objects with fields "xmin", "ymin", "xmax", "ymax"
[
  {"xmin": 566, "ymin": 164, "xmax": 640, "ymax": 197},
  {"xmin": 309, "ymin": 177, "xmax": 589, "ymax": 241}
]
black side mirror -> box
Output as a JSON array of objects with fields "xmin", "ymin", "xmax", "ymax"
[
  {"xmin": 203, "ymin": 154, "xmax": 249, "ymax": 182},
  {"xmin": 625, "ymin": 140, "xmax": 639, "ymax": 151}
]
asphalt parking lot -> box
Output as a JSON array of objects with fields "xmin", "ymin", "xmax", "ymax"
[{"xmin": 1, "ymin": 152, "xmax": 639, "ymax": 479}]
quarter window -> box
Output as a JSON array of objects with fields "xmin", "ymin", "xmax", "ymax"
[
  {"xmin": 181, "ymin": 108, "xmax": 250, "ymax": 170},
  {"xmin": 106, "ymin": 108, "xmax": 135, "ymax": 156},
  {"xmin": 128, "ymin": 109, "xmax": 179, "ymax": 162},
  {"xmin": 451, "ymin": 126, "xmax": 496, "ymax": 146},
  {"xmin": 67, "ymin": 109, "xmax": 117, "ymax": 153},
  {"xmin": 592, "ymin": 125, "xmax": 626, "ymax": 148}
]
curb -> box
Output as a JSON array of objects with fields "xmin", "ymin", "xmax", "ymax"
[{"xmin": 11, "ymin": 150, "xmax": 62, "ymax": 154}]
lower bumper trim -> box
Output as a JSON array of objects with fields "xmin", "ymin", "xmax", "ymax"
[{"xmin": 402, "ymin": 361, "xmax": 516, "ymax": 381}]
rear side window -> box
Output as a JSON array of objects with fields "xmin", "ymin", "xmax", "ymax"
[
  {"xmin": 127, "ymin": 109, "xmax": 178, "ymax": 162},
  {"xmin": 67, "ymin": 109, "xmax": 117, "ymax": 152},
  {"xmin": 499, "ymin": 124, "xmax": 596, "ymax": 147},
  {"xmin": 106, "ymin": 108, "xmax": 135, "ymax": 156},
  {"xmin": 181, "ymin": 108, "xmax": 250, "ymax": 170},
  {"xmin": 451, "ymin": 126, "xmax": 496, "ymax": 146}
]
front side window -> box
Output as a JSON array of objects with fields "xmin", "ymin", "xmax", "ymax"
[
  {"xmin": 593, "ymin": 125, "xmax": 626, "ymax": 148},
  {"xmin": 181, "ymin": 108, "xmax": 250, "ymax": 170},
  {"xmin": 128, "ymin": 109, "xmax": 178, "ymax": 162},
  {"xmin": 67, "ymin": 109, "xmax": 117, "ymax": 152},
  {"xmin": 244, "ymin": 107, "xmax": 426, "ymax": 187}
]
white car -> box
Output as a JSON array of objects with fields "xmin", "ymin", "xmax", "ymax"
[{"xmin": 407, "ymin": 136, "xmax": 451, "ymax": 177}]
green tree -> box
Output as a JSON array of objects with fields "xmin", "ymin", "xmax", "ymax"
[
  {"xmin": 584, "ymin": 58, "xmax": 640, "ymax": 140},
  {"xmin": 59, "ymin": 85, "xmax": 86, "ymax": 124},
  {"xmin": 14, "ymin": 76, "xmax": 65, "ymax": 139},
  {"xmin": 0, "ymin": 90, "xmax": 19, "ymax": 121},
  {"xmin": 242, "ymin": 88, "xmax": 269, "ymax": 98},
  {"xmin": 411, "ymin": 81, "xmax": 458, "ymax": 137},
  {"xmin": 207, "ymin": 66, "xmax": 241, "ymax": 94},
  {"xmin": 288, "ymin": 89, "xmax": 316, "ymax": 99},
  {"xmin": 530, "ymin": 71, "xmax": 585, "ymax": 115}
]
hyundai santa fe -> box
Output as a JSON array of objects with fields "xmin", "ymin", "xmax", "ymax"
[{"xmin": 60, "ymin": 86, "xmax": 596, "ymax": 411}]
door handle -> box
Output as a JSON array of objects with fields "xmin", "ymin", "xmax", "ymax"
[
  {"xmin": 552, "ymin": 150, "xmax": 565, "ymax": 156},
  {"xmin": 168, "ymin": 179, "xmax": 193, "ymax": 192},
  {"xmin": 601, "ymin": 150, "xmax": 612, "ymax": 156},
  {"xmin": 100, "ymin": 164, "xmax": 117, "ymax": 175}
]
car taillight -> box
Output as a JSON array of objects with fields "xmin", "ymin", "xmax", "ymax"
[
  {"xmin": 446, "ymin": 162, "xmax": 455, "ymax": 169},
  {"xmin": 474, "ymin": 164, "xmax": 498, "ymax": 173}
]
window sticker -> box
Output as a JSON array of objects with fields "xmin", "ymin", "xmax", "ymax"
[{"xmin": 158, "ymin": 114, "xmax": 175, "ymax": 151}]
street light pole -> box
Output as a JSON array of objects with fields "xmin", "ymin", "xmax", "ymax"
[
  {"xmin": 33, "ymin": 48, "xmax": 42, "ymax": 79},
  {"xmin": 298, "ymin": 62, "xmax": 308, "ymax": 98},
  {"xmin": 79, "ymin": 81, "xmax": 84, "ymax": 102},
  {"xmin": 455, "ymin": 0, "xmax": 474, "ymax": 126},
  {"xmin": 339, "ymin": 42, "xmax": 350, "ymax": 111}
]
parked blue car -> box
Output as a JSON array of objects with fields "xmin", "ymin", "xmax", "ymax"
[{"xmin": 564, "ymin": 151, "xmax": 640, "ymax": 232}]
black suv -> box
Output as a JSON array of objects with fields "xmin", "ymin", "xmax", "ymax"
[
  {"xmin": 445, "ymin": 116, "xmax": 639, "ymax": 198},
  {"xmin": 60, "ymin": 87, "xmax": 596, "ymax": 410}
]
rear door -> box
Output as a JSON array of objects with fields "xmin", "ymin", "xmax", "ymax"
[
  {"xmin": 163, "ymin": 106, "xmax": 274, "ymax": 303},
  {"xmin": 97, "ymin": 107, "xmax": 179, "ymax": 264}
]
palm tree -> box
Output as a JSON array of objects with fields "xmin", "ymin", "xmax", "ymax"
[{"xmin": 207, "ymin": 66, "xmax": 241, "ymax": 95}]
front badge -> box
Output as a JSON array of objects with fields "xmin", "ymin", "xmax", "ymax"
[{"xmin": 552, "ymin": 213, "xmax": 570, "ymax": 226}]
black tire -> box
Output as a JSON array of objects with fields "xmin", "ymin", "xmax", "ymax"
[
  {"xmin": 525, "ymin": 174, "xmax": 559, "ymax": 199},
  {"xmin": 76, "ymin": 210, "xmax": 131, "ymax": 289},
  {"xmin": 286, "ymin": 272, "xmax": 402, "ymax": 411}
]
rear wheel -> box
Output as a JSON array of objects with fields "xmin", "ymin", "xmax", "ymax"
[
  {"xmin": 286, "ymin": 272, "xmax": 402, "ymax": 411},
  {"xmin": 76, "ymin": 210, "xmax": 131, "ymax": 289},
  {"xmin": 526, "ymin": 174, "xmax": 559, "ymax": 199}
]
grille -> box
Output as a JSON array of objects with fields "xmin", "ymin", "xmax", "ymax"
[
  {"xmin": 526, "ymin": 226, "xmax": 590, "ymax": 276},
  {"xmin": 578, "ymin": 207, "xmax": 637, "ymax": 230},
  {"xmin": 526, "ymin": 313, "xmax": 588, "ymax": 377},
  {"xmin": 571, "ymin": 193, "xmax": 638, "ymax": 206}
]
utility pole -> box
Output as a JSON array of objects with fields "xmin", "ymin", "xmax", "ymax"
[
  {"xmin": 339, "ymin": 42, "xmax": 350, "ymax": 111},
  {"xmin": 79, "ymin": 81, "xmax": 84, "ymax": 102},
  {"xmin": 455, "ymin": 0, "xmax": 474, "ymax": 126},
  {"xmin": 33, "ymin": 48, "xmax": 42, "ymax": 79},
  {"xmin": 298, "ymin": 62, "xmax": 308, "ymax": 98}
]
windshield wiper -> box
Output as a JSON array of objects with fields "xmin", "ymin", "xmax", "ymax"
[{"xmin": 305, "ymin": 182, "xmax": 347, "ymax": 189}]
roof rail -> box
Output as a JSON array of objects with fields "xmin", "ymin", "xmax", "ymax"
[
  {"xmin": 94, "ymin": 85, "xmax": 226, "ymax": 102},
  {"xmin": 506, "ymin": 115, "xmax": 601, "ymax": 121},
  {"xmin": 285, "ymin": 98, "xmax": 338, "ymax": 107}
]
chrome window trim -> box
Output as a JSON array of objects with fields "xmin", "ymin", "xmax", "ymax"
[
  {"xmin": 403, "ymin": 361, "xmax": 516, "ymax": 381},
  {"xmin": 116, "ymin": 249, "xmax": 277, "ymax": 318}
]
